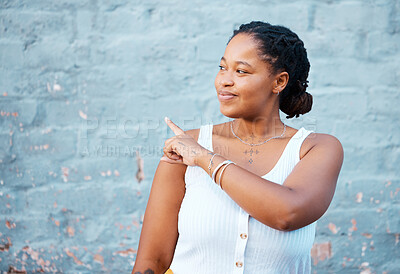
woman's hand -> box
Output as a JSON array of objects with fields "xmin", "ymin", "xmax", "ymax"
[{"xmin": 161, "ymin": 117, "xmax": 208, "ymax": 166}]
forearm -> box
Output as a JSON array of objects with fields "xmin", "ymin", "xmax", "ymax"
[{"xmin": 196, "ymin": 152, "xmax": 297, "ymax": 230}]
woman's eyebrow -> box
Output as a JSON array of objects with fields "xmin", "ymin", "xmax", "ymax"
[{"xmin": 220, "ymin": 57, "xmax": 253, "ymax": 68}]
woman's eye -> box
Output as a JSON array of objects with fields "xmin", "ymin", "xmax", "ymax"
[
  {"xmin": 219, "ymin": 65, "xmax": 226, "ymax": 70},
  {"xmin": 237, "ymin": 69, "xmax": 247, "ymax": 74}
]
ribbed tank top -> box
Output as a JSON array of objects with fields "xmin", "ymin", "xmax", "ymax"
[{"xmin": 169, "ymin": 124, "xmax": 315, "ymax": 274}]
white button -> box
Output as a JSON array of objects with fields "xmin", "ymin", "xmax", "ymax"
[
  {"xmin": 236, "ymin": 261, "xmax": 243, "ymax": 268},
  {"xmin": 240, "ymin": 233, "xmax": 247, "ymax": 239}
]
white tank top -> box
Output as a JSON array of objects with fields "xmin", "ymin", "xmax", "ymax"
[{"xmin": 169, "ymin": 124, "xmax": 315, "ymax": 274}]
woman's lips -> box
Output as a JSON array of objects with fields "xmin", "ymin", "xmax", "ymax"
[{"xmin": 218, "ymin": 92, "xmax": 237, "ymax": 102}]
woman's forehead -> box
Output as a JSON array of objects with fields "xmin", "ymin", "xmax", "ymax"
[{"xmin": 222, "ymin": 34, "xmax": 268, "ymax": 67}]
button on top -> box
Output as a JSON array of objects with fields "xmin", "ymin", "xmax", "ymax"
[
  {"xmin": 240, "ymin": 233, "xmax": 247, "ymax": 239},
  {"xmin": 236, "ymin": 261, "xmax": 243, "ymax": 268}
]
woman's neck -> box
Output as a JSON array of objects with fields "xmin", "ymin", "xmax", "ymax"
[{"xmin": 231, "ymin": 115, "xmax": 285, "ymax": 140}]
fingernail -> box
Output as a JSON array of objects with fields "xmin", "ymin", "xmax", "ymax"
[{"xmin": 164, "ymin": 116, "xmax": 169, "ymax": 122}]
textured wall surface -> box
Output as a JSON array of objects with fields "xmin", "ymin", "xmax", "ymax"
[{"xmin": 1, "ymin": 0, "xmax": 399, "ymax": 273}]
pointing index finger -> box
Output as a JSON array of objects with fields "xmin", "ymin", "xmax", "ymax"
[{"xmin": 165, "ymin": 117, "xmax": 184, "ymax": 135}]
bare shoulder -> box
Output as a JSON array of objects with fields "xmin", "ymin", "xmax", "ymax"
[
  {"xmin": 302, "ymin": 131, "xmax": 344, "ymax": 161},
  {"xmin": 311, "ymin": 132, "xmax": 343, "ymax": 151}
]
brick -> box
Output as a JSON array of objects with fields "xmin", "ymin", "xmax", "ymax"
[
  {"xmin": 12, "ymin": 128, "xmax": 77, "ymax": 161},
  {"xmin": 99, "ymin": 9, "xmax": 153, "ymax": 35},
  {"xmin": 333, "ymin": 119, "xmax": 399, "ymax": 149},
  {"xmin": 0, "ymin": 68, "xmax": 79, "ymax": 99},
  {"xmin": 110, "ymin": 186, "xmax": 143, "ymax": 214},
  {"xmin": 78, "ymin": 214, "xmax": 142, "ymax": 245},
  {"xmin": 75, "ymin": 10, "xmax": 93, "ymax": 39},
  {"xmin": 146, "ymin": 63, "xmax": 202, "ymax": 98},
  {"xmin": 0, "ymin": 41, "xmax": 24, "ymax": 69},
  {"xmin": 338, "ymin": 146, "xmax": 399, "ymax": 178},
  {"xmin": 0, "ymin": 68, "xmax": 25, "ymax": 98},
  {"xmin": 367, "ymin": 31, "xmax": 400, "ymax": 60},
  {"xmin": 311, "ymin": 88, "xmax": 368, "ymax": 121},
  {"xmin": 366, "ymin": 86, "xmax": 400, "ymax": 117},
  {"xmin": 314, "ymin": 1, "xmax": 390, "ymax": 33},
  {"xmin": 311, "ymin": 241, "xmax": 332, "ymax": 266},
  {"xmin": 158, "ymin": 6, "xmax": 222, "ymax": 37},
  {"xmin": 23, "ymin": 37, "xmax": 75, "ymax": 70},
  {"xmin": 44, "ymin": 100, "xmax": 85, "ymax": 127},
  {"xmin": 317, "ymin": 232, "xmax": 399, "ymax": 272},
  {"xmin": 0, "ymin": 99, "xmax": 37, "ymax": 127},
  {"xmin": 317, "ymin": 208, "xmax": 388, "ymax": 237},
  {"xmin": 304, "ymin": 30, "xmax": 370, "ymax": 59},
  {"xmin": 52, "ymin": 157, "xmax": 148, "ymax": 186},
  {"xmin": 311, "ymin": 57, "xmax": 396, "ymax": 89},
  {"xmin": 79, "ymin": 65, "xmax": 149, "ymax": 98},
  {"xmin": 0, "ymin": 215, "xmax": 60, "ymax": 248},
  {"xmin": 334, "ymin": 179, "xmax": 400, "ymax": 208},
  {"xmin": 386, "ymin": 206, "xmax": 400, "ymax": 233},
  {"xmin": 24, "ymin": 183, "xmax": 111, "ymax": 217},
  {"xmin": 0, "ymin": 11, "xmax": 73, "ymax": 40},
  {"xmin": 0, "ymin": 0, "xmax": 92, "ymax": 11},
  {"xmin": 0, "ymin": 132, "xmax": 12, "ymax": 160},
  {"xmin": 379, "ymin": 261, "xmax": 400, "ymax": 274},
  {"xmin": 388, "ymin": 0, "xmax": 400, "ymax": 34},
  {"xmin": 98, "ymin": 36, "xmax": 154, "ymax": 65},
  {"xmin": 196, "ymin": 35, "xmax": 227, "ymax": 62},
  {"xmin": 0, "ymin": 156, "xmax": 65, "ymax": 191}
]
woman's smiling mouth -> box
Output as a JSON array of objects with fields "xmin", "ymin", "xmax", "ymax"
[{"xmin": 218, "ymin": 91, "xmax": 238, "ymax": 101}]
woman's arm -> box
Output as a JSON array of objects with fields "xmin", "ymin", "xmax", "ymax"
[
  {"xmin": 196, "ymin": 133, "xmax": 344, "ymax": 231},
  {"xmin": 132, "ymin": 128, "xmax": 199, "ymax": 274},
  {"xmin": 131, "ymin": 159, "xmax": 187, "ymax": 273}
]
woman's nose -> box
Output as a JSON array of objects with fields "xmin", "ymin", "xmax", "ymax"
[{"xmin": 219, "ymin": 74, "xmax": 234, "ymax": 87}]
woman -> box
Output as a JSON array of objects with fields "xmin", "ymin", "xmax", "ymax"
[{"xmin": 132, "ymin": 21, "xmax": 344, "ymax": 274}]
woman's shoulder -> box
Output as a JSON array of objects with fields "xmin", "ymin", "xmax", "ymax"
[
  {"xmin": 304, "ymin": 130, "xmax": 342, "ymax": 148},
  {"xmin": 302, "ymin": 130, "xmax": 344, "ymax": 160}
]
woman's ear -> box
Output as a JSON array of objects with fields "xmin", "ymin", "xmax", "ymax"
[{"xmin": 273, "ymin": 72, "xmax": 289, "ymax": 95}]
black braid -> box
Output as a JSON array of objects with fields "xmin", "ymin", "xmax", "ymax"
[{"xmin": 230, "ymin": 21, "xmax": 312, "ymax": 119}]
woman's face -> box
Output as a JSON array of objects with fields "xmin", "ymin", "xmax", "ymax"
[{"xmin": 214, "ymin": 33, "xmax": 279, "ymax": 119}]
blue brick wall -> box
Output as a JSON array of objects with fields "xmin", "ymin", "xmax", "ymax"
[{"xmin": 1, "ymin": 0, "xmax": 399, "ymax": 273}]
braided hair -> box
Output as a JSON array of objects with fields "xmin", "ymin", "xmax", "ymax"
[{"xmin": 230, "ymin": 21, "xmax": 312, "ymax": 119}]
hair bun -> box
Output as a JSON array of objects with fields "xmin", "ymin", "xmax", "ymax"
[{"xmin": 280, "ymin": 91, "xmax": 313, "ymax": 119}]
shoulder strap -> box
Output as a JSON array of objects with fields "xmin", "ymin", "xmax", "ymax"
[
  {"xmin": 291, "ymin": 127, "xmax": 314, "ymax": 161},
  {"xmin": 197, "ymin": 124, "xmax": 213, "ymax": 151}
]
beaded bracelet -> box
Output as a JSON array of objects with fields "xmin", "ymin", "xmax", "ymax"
[
  {"xmin": 208, "ymin": 153, "xmax": 219, "ymax": 176},
  {"xmin": 217, "ymin": 162, "xmax": 235, "ymax": 190},
  {"xmin": 212, "ymin": 160, "xmax": 234, "ymax": 183}
]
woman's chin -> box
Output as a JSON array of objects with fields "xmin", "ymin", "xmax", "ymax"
[{"xmin": 219, "ymin": 105, "xmax": 241, "ymax": 119}]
